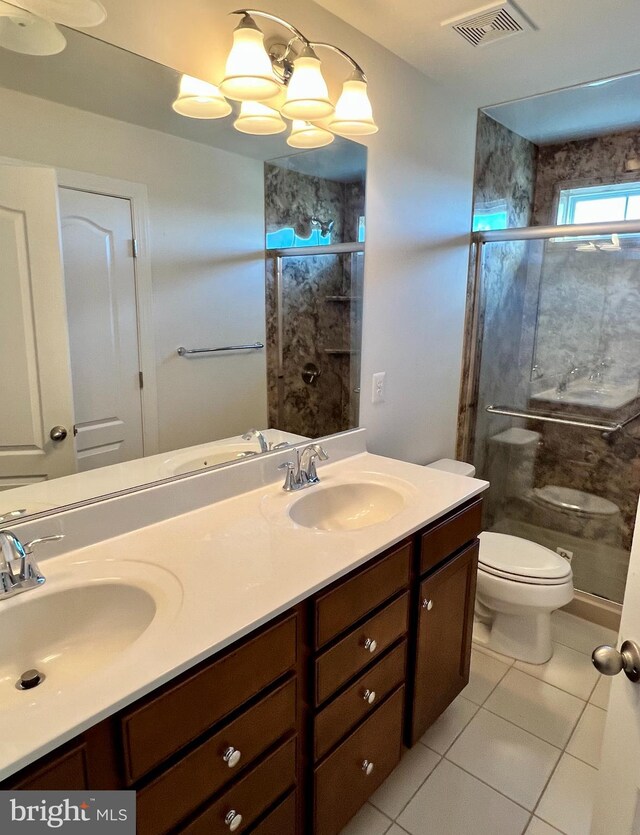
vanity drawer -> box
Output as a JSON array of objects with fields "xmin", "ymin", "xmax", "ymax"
[
  {"xmin": 314, "ymin": 687, "xmax": 404, "ymax": 835},
  {"xmin": 420, "ymin": 498, "xmax": 483, "ymax": 575},
  {"xmin": 315, "ymin": 593, "xmax": 408, "ymax": 706},
  {"xmin": 252, "ymin": 790, "xmax": 297, "ymax": 835},
  {"xmin": 314, "ymin": 541, "xmax": 411, "ymax": 649},
  {"xmin": 120, "ymin": 613, "xmax": 297, "ymax": 783},
  {"xmin": 315, "ymin": 640, "xmax": 406, "ymax": 760},
  {"xmin": 136, "ymin": 677, "xmax": 297, "ymax": 835},
  {"xmin": 179, "ymin": 736, "xmax": 297, "ymax": 835}
]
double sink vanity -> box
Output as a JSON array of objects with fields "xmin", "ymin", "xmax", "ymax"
[{"xmin": 0, "ymin": 430, "xmax": 487, "ymax": 834}]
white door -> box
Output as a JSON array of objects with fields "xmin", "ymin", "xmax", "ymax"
[
  {"xmin": 0, "ymin": 164, "xmax": 76, "ymax": 494},
  {"xmin": 59, "ymin": 188, "xmax": 144, "ymax": 471},
  {"xmin": 591, "ymin": 500, "xmax": 640, "ymax": 834}
]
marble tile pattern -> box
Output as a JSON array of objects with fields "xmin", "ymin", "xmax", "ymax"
[{"xmin": 264, "ymin": 164, "xmax": 365, "ymax": 437}]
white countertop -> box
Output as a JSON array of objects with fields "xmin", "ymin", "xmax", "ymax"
[{"xmin": 0, "ymin": 447, "xmax": 487, "ymax": 780}]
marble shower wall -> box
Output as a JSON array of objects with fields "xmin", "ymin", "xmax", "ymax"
[
  {"xmin": 264, "ymin": 164, "xmax": 365, "ymax": 438},
  {"xmin": 470, "ymin": 113, "xmax": 538, "ymax": 480}
]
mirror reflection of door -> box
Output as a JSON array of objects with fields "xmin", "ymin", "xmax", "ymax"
[
  {"xmin": 0, "ymin": 164, "xmax": 76, "ymax": 492},
  {"xmin": 59, "ymin": 187, "xmax": 144, "ymax": 471}
]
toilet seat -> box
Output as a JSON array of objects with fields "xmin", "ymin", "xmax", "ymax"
[
  {"xmin": 478, "ymin": 531, "xmax": 572, "ymax": 585},
  {"xmin": 532, "ymin": 485, "xmax": 619, "ymax": 516}
]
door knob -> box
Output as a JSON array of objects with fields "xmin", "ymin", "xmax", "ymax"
[
  {"xmin": 50, "ymin": 426, "xmax": 68, "ymax": 442},
  {"xmin": 592, "ymin": 641, "xmax": 640, "ymax": 682}
]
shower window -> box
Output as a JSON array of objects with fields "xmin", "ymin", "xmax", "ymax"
[{"xmin": 557, "ymin": 181, "xmax": 640, "ymax": 225}]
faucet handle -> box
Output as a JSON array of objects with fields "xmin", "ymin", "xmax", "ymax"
[
  {"xmin": 23, "ymin": 534, "xmax": 64, "ymax": 554},
  {"xmin": 278, "ymin": 461, "xmax": 297, "ymax": 492}
]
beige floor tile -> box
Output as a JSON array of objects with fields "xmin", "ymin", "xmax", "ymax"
[
  {"xmin": 473, "ymin": 640, "xmax": 517, "ymax": 666},
  {"xmin": 420, "ymin": 695, "xmax": 479, "ymax": 754},
  {"xmin": 589, "ymin": 675, "xmax": 612, "ymax": 710},
  {"xmin": 536, "ymin": 754, "xmax": 597, "ymax": 835},
  {"xmin": 369, "ymin": 744, "xmax": 440, "ymax": 819},
  {"xmin": 447, "ymin": 709, "xmax": 561, "ymax": 810},
  {"xmin": 566, "ymin": 704, "xmax": 607, "ymax": 767},
  {"xmin": 485, "ymin": 668, "xmax": 585, "ymax": 747},
  {"xmin": 551, "ymin": 611, "xmax": 618, "ymax": 656},
  {"xmin": 386, "ymin": 827, "xmax": 410, "ymax": 835},
  {"xmin": 514, "ymin": 643, "xmax": 599, "ymax": 701},
  {"xmin": 525, "ymin": 817, "xmax": 563, "ymax": 834},
  {"xmin": 340, "ymin": 802, "xmax": 391, "ymax": 835},
  {"xmin": 462, "ymin": 648, "xmax": 510, "ymax": 705},
  {"xmin": 397, "ymin": 759, "xmax": 530, "ymax": 835}
]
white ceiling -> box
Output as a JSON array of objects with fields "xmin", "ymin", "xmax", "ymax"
[
  {"xmin": 485, "ymin": 71, "xmax": 640, "ymax": 145},
  {"xmin": 312, "ymin": 0, "xmax": 640, "ymax": 108}
]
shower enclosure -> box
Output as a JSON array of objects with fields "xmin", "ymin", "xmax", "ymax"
[{"xmin": 460, "ymin": 219, "xmax": 640, "ymax": 604}]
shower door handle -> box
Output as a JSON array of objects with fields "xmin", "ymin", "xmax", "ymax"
[{"xmin": 592, "ymin": 641, "xmax": 640, "ymax": 682}]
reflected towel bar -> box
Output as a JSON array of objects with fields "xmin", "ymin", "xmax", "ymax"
[
  {"xmin": 486, "ymin": 404, "xmax": 640, "ymax": 436},
  {"xmin": 177, "ymin": 342, "xmax": 264, "ymax": 357}
]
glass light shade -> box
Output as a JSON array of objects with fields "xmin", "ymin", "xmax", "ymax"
[
  {"xmin": 172, "ymin": 75, "xmax": 232, "ymax": 119},
  {"xmin": 234, "ymin": 101, "xmax": 286, "ymax": 135},
  {"xmin": 280, "ymin": 54, "xmax": 334, "ymax": 120},
  {"xmin": 219, "ymin": 24, "xmax": 280, "ymax": 101},
  {"xmin": 330, "ymin": 78, "xmax": 378, "ymax": 136},
  {"xmin": 287, "ymin": 121, "xmax": 334, "ymax": 149},
  {"xmin": 10, "ymin": 0, "xmax": 107, "ymax": 28},
  {"xmin": 0, "ymin": 3, "xmax": 66, "ymax": 54}
]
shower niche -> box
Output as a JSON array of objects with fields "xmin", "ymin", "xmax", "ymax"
[{"xmin": 264, "ymin": 144, "xmax": 366, "ymax": 439}]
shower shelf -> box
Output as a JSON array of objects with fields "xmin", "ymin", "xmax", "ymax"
[
  {"xmin": 324, "ymin": 348, "xmax": 358, "ymax": 356},
  {"xmin": 324, "ymin": 295, "xmax": 362, "ymax": 302}
]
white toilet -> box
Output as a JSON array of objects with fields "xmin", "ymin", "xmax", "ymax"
[{"xmin": 427, "ymin": 458, "xmax": 574, "ymax": 664}]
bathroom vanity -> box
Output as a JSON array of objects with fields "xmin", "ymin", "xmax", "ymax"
[{"xmin": 0, "ymin": 433, "xmax": 486, "ymax": 834}]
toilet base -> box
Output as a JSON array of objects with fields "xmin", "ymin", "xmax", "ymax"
[{"xmin": 485, "ymin": 610, "xmax": 553, "ymax": 664}]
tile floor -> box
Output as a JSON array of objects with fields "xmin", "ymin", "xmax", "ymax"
[{"xmin": 340, "ymin": 610, "xmax": 617, "ymax": 835}]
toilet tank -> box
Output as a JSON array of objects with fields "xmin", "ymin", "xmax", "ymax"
[{"xmin": 488, "ymin": 427, "xmax": 541, "ymax": 498}]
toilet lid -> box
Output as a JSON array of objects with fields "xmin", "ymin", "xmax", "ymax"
[
  {"xmin": 533, "ymin": 486, "xmax": 619, "ymax": 516},
  {"xmin": 478, "ymin": 532, "xmax": 572, "ymax": 582}
]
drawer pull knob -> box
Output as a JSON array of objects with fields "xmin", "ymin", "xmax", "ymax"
[
  {"xmin": 364, "ymin": 638, "xmax": 378, "ymax": 654},
  {"xmin": 223, "ymin": 747, "xmax": 242, "ymax": 768},
  {"xmin": 362, "ymin": 759, "xmax": 375, "ymax": 776},
  {"xmin": 363, "ymin": 689, "xmax": 376, "ymax": 705},
  {"xmin": 422, "ymin": 598, "xmax": 434, "ymax": 611},
  {"xmin": 225, "ymin": 811, "xmax": 243, "ymax": 831}
]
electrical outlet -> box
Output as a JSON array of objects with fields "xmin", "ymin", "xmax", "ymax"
[
  {"xmin": 372, "ymin": 371, "xmax": 386, "ymax": 404},
  {"xmin": 556, "ymin": 547, "xmax": 573, "ymax": 563}
]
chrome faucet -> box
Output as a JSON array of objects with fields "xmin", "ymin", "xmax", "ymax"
[
  {"xmin": 0, "ymin": 530, "xmax": 63, "ymax": 600},
  {"xmin": 242, "ymin": 429, "xmax": 269, "ymax": 453},
  {"xmin": 556, "ymin": 363, "xmax": 582, "ymax": 394},
  {"xmin": 278, "ymin": 444, "xmax": 329, "ymax": 491}
]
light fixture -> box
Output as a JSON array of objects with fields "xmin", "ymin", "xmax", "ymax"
[
  {"xmin": 219, "ymin": 13, "xmax": 280, "ymax": 101},
  {"xmin": 0, "ymin": 1, "xmax": 66, "ymax": 54},
  {"xmin": 280, "ymin": 44, "xmax": 333, "ymax": 121},
  {"xmin": 330, "ymin": 69, "xmax": 378, "ymax": 136},
  {"xmin": 172, "ymin": 9, "xmax": 379, "ymax": 143},
  {"xmin": 172, "ymin": 75, "xmax": 232, "ymax": 119},
  {"xmin": 234, "ymin": 100, "xmax": 286, "ymax": 135},
  {"xmin": 287, "ymin": 120, "xmax": 334, "ymax": 149},
  {"xmin": 9, "ymin": 0, "xmax": 106, "ymax": 27}
]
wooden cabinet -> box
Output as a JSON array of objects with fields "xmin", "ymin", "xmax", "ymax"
[
  {"xmin": 2, "ymin": 497, "xmax": 483, "ymax": 835},
  {"xmin": 409, "ymin": 541, "xmax": 479, "ymax": 744}
]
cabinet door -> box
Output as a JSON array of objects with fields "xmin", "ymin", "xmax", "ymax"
[{"xmin": 409, "ymin": 541, "xmax": 478, "ymax": 745}]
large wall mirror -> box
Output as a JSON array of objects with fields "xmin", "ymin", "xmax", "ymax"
[{"xmin": 0, "ymin": 13, "xmax": 367, "ymax": 522}]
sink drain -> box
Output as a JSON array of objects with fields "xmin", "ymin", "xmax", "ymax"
[{"xmin": 16, "ymin": 669, "xmax": 45, "ymax": 691}]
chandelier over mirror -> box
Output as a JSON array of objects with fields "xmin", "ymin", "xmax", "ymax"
[{"xmin": 172, "ymin": 8, "xmax": 378, "ymax": 148}]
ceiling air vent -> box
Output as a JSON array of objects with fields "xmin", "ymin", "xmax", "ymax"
[{"xmin": 442, "ymin": 1, "xmax": 535, "ymax": 47}]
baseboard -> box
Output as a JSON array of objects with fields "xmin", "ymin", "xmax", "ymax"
[{"xmin": 562, "ymin": 590, "xmax": 622, "ymax": 632}]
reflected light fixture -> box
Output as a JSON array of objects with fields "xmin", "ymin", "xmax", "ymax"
[
  {"xmin": 287, "ymin": 120, "xmax": 334, "ymax": 149},
  {"xmin": 172, "ymin": 75, "xmax": 232, "ymax": 119},
  {"xmin": 9, "ymin": 0, "xmax": 106, "ymax": 28},
  {"xmin": 234, "ymin": 100, "xmax": 286, "ymax": 135},
  {"xmin": 171, "ymin": 9, "xmax": 378, "ymax": 148},
  {"xmin": 0, "ymin": 1, "xmax": 66, "ymax": 54}
]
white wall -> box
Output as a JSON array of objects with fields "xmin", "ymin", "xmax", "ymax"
[
  {"xmin": 80, "ymin": 0, "xmax": 479, "ymax": 464},
  {"xmin": 0, "ymin": 87, "xmax": 267, "ymax": 453}
]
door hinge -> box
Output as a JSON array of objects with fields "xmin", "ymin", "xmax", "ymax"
[
  {"xmin": 138, "ymin": 371, "xmax": 144, "ymax": 389},
  {"xmin": 132, "ymin": 238, "xmax": 139, "ymax": 258}
]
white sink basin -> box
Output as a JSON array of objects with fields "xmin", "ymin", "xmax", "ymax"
[
  {"xmin": 0, "ymin": 561, "xmax": 182, "ymax": 708},
  {"xmin": 289, "ymin": 483, "xmax": 406, "ymax": 531},
  {"xmin": 166, "ymin": 446, "xmax": 259, "ymax": 476}
]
